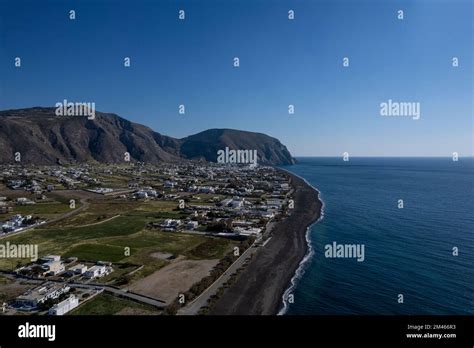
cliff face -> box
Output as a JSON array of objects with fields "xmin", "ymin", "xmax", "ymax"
[
  {"xmin": 180, "ymin": 129, "xmax": 296, "ymax": 165},
  {"xmin": 0, "ymin": 107, "xmax": 295, "ymax": 165}
]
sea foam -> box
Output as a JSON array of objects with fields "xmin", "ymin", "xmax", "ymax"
[{"xmin": 278, "ymin": 173, "xmax": 325, "ymax": 315}]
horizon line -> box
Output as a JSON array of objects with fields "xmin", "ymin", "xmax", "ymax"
[{"xmin": 292, "ymin": 155, "xmax": 474, "ymax": 158}]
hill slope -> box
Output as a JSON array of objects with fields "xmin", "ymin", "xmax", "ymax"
[
  {"xmin": 180, "ymin": 128, "xmax": 295, "ymax": 165},
  {"xmin": 0, "ymin": 107, "xmax": 295, "ymax": 165}
]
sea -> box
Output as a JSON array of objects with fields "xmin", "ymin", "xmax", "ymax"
[{"xmin": 281, "ymin": 157, "xmax": 473, "ymax": 315}]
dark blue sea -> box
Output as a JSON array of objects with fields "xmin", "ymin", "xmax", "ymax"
[{"xmin": 282, "ymin": 157, "xmax": 473, "ymax": 315}]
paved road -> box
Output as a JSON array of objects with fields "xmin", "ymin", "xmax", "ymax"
[
  {"xmin": 178, "ymin": 219, "xmax": 280, "ymax": 315},
  {"xmin": 178, "ymin": 239, "xmax": 260, "ymax": 315},
  {"xmin": 1, "ymin": 272, "xmax": 167, "ymax": 309},
  {"xmin": 69, "ymin": 282, "xmax": 167, "ymax": 308}
]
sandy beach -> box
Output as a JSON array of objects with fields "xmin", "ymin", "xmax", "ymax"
[{"xmin": 210, "ymin": 169, "xmax": 322, "ymax": 315}]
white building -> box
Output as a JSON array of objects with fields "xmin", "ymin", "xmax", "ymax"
[
  {"xmin": 42, "ymin": 260, "xmax": 65, "ymax": 275},
  {"xmin": 16, "ymin": 283, "xmax": 70, "ymax": 309},
  {"xmin": 48, "ymin": 295, "xmax": 79, "ymax": 315},
  {"xmin": 220, "ymin": 197, "xmax": 244, "ymax": 209},
  {"xmin": 199, "ymin": 186, "xmax": 215, "ymax": 194},
  {"xmin": 146, "ymin": 189, "xmax": 158, "ymax": 197},
  {"xmin": 16, "ymin": 197, "xmax": 35, "ymax": 205},
  {"xmin": 164, "ymin": 181, "xmax": 175, "ymax": 189},
  {"xmin": 136, "ymin": 191, "xmax": 148, "ymax": 199},
  {"xmin": 41, "ymin": 255, "xmax": 61, "ymax": 262},
  {"xmin": 266, "ymin": 199, "xmax": 283, "ymax": 210},
  {"xmin": 84, "ymin": 265, "xmax": 109, "ymax": 279},
  {"xmin": 68, "ymin": 264, "xmax": 87, "ymax": 275},
  {"xmin": 234, "ymin": 227, "xmax": 262, "ymax": 236},
  {"xmin": 187, "ymin": 221, "xmax": 199, "ymax": 230},
  {"xmin": 163, "ymin": 219, "xmax": 181, "ymax": 228}
]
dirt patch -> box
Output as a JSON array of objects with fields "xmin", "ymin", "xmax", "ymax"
[
  {"xmin": 0, "ymin": 278, "xmax": 36, "ymax": 302},
  {"xmin": 115, "ymin": 307, "xmax": 161, "ymax": 315},
  {"xmin": 128, "ymin": 259, "xmax": 219, "ymax": 304},
  {"xmin": 149, "ymin": 252, "xmax": 174, "ymax": 260}
]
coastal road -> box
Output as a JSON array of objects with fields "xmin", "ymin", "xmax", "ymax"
[{"xmin": 178, "ymin": 239, "xmax": 260, "ymax": 315}]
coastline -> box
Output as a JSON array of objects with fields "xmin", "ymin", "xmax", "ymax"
[
  {"xmin": 277, "ymin": 169, "xmax": 325, "ymax": 315},
  {"xmin": 209, "ymin": 167, "xmax": 322, "ymax": 315}
]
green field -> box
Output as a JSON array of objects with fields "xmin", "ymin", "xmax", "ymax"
[
  {"xmin": 63, "ymin": 243, "xmax": 127, "ymax": 262},
  {"xmin": 0, "ymin": 199, "xmax": 237, "ymax": 283},
  {"xmin": 13, "ymin": 202, "xmax": 72, "ymax": 215},
  {"xmin": 70, "ymin": 293, "xmax": 160, "ymax": 315},
  {"xmin": 0, "ymin": 275, "xmax": 10, "ymax": 285},
  {"xmin": 1, "ymin": 194, "xmax": 83, "ymax": 221}
]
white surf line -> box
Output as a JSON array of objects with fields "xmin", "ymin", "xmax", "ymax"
[{"xmin": 276, "ymin": 168, "xmax": 325, "ymax": 316}]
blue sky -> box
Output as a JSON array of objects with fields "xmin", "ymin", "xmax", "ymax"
[{"xmin": 0, "ymin": 0, "xmax": 472, "ymax": 156}]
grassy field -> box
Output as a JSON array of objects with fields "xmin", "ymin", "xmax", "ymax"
[
  {"xmin": 95, "ymin": 263, "xmax": 138, "ymax": 284},
  {"xmin": 0, "ymin": 198, "xmax": 237, "ymax": 284},
  {"xmin": 70, "ymin": 293, "xmax": 160, "ymax": 315},
  {"xmin": 13, "ymin": 202, "xmax": 72, "ymax": 215},
  {"xmin": 63, "ymin": 243, "xmax": 127, "ymax": 262},
  {"xmin": 50, "ymin": 199, "xmax": 183, "ymax": 227},
  {"xmin": 1, "ymin": 194, "xmax": 83, "ymax": 220},
  {"xmin": 50, "ymin": 200, "xmax": 138, "ymax": 227},
  {"xmin": 0, "ymin": 275, "xmax": 10, "ymax": 285}
]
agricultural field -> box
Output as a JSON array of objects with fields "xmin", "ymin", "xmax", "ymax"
[
  {"xmin": 70, "ymin": 293, "xmax": 161, "ymax": 315},
  {"xmin": 0, "ymin": 192, "xmax": 84, "ymax": 221},
  {"xmin": 0, "ymin": 196, "xmax": 238, "ymax": 286}
]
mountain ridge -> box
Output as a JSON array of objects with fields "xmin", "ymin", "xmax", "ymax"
[{"xmin": 0, "ymin": 107, "xmax": 296, "ymax": 166}]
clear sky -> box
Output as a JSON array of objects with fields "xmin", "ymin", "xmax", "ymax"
[{"xmin": 0, "ymin": 0, "xmax": 472, "ymax": 156}]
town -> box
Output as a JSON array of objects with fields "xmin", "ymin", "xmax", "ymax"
[{"xmin": 0, "ymin": 161, "xmax": 294, "ymax": 315}]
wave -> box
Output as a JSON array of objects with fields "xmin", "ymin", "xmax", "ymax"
[{"xmin": 277, "ymin": 171, "xmax": 325, "ymax": 315}]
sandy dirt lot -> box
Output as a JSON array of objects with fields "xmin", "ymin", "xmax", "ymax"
[
  {"xmin": 0, "ymin": 277, "xmax": 36, "ymax": 312},
  {"xmin": 149, "ymin": 252, "xmax": 174, "ymax": 260},
  {"xmin": 128, "ymin": 258, "xmax": 219, "ymax": 304}
]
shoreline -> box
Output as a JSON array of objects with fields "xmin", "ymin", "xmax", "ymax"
[
  {"xmin": 209, "ymin": 167, "xmax": 323, "ymax": 315},
  {"xmin": 277, "ymin": 169, "xmax": 325, "ymax": 315}
]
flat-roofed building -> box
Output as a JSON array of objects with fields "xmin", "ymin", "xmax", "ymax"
[
  {"xmin": 15, "ymin": 282, "xmax": 70, "ymax": 309},
  {"xmin": 68, "ymin": 264, "xmax": 87, "ymax": 275},
  {"xmin": 42, "ymin": 260, "xmax": 65, "ymax": 275},
  {"xmin": 48, "ymin": 295, "xmax": 79, "ymax": 315},
  {"xmin": 84, "ymin": 265, "xmax": 110, "ymax": 279}
]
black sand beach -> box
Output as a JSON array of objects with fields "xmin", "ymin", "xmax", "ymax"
[{"xmin": 210, "ymin": 170, "xmax": 322, "ymax": 315}]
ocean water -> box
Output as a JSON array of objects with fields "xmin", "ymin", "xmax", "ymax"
[{"xmin": 282, "ymin": 157, "xmax": 474, "ymax": 315}]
